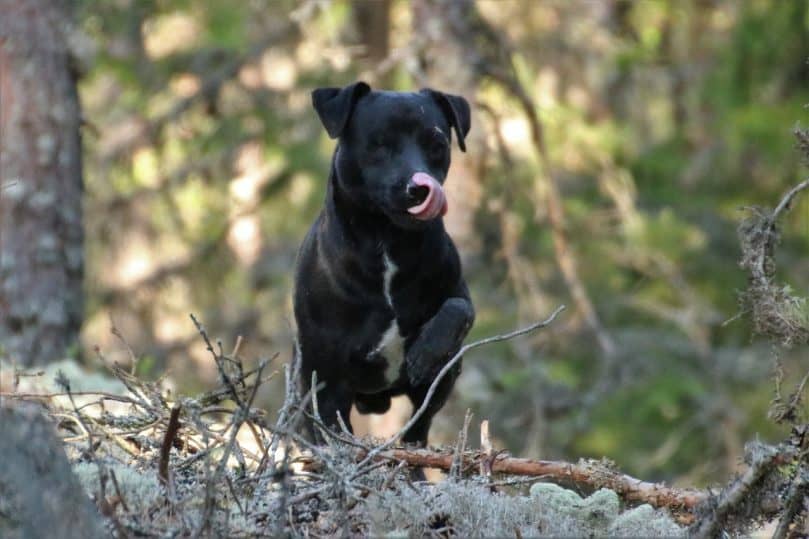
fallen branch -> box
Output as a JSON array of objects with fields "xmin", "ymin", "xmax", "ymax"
[
  {"xmin": 355, "ymin": 305, "xmax": 566, "ymax": 471},
  {"xmin": 304, "ymin": 446, "xmax": 705, "ymax": 521}
]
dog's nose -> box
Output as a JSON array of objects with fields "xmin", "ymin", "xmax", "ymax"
[{"xmin": 406, "ymin": 181, "xmax": 431, "ymax": 206}]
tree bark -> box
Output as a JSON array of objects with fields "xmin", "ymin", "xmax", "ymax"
[
  {"xmin": 0, "ymin": 404, "xmax": 105, "ymax": 539},
  {"xmin": 0, "ymin": 0, "xmax": 84, "ymax": 366}
]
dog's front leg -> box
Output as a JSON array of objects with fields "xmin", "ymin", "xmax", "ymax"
[
  {"xmin": 406, "ymin": 297, "xmax": 474, "ymax": 387},
  {"xmin": 307, "ymin": 378, "xmax": 354, "ymax": 443}
]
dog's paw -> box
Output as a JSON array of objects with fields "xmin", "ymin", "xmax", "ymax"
[
  {"xmin": 405, "ymin": 298, "xmax": 473, "ymax": 387},
  {"xmin": 405, "ymin": 334, "xmax": 459, "ymax": 387}
]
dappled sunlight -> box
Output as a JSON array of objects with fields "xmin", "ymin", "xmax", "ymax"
[
  {"xmin": 169, "ymin": 73, "xmax": 202, "ymax": 98},
  {"xmin": 230, "ymin": 141, "xmax": 273, "ymax": 204},
  {"xmin": 114, "ymin": 241, "xmax": 155, "ymax": 288},
  {"xmin": 228, "ymin": 215, "xmax": 262, "ymax": 265},
  {"xmin": 499, "ymin": 116, "xmax": 531, "ymax": 154},
  {"xmin": 153, "ymin": 312, "xmax": 190, "ymax": 344},
  {"xmin": 152, "ymin": 279, "xmax": 195, "ymax": 344},
  {"xmin": 260, "ymin": 50, "xmax": 297, "ymax": 91},
  {"xmin": 131, "ymin": 146, "xmax": 160, "ymax": 188},
  {"xmin": 142, "ymin": 12, "xmax": 201, "ymax": 60}
]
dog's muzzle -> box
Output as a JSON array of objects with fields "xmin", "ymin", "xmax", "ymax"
[{"xmin": 406, "ymin": 172, "xmax": 448, "ymax": 221}]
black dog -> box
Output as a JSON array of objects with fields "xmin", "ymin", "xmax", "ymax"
[{"xmin": 293, "ymin": 81, "xmax": 474, "ymax": 449}]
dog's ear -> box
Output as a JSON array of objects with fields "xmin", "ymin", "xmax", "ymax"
[
  {"xmin": 311, "ymin": 82, "xmax": 371, "ymax": 139},
  {"xmin": 421, "ymin": 89, "xmax": 471, "ymax": 152}
]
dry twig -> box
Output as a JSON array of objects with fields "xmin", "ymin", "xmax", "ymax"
[{"xmin": 159, "ymin": 404, "xmax": 182, "ymax": 486}]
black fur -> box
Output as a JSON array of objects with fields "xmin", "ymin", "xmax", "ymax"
[{"xmin": 294, "ymin": 82, "xmax": 474, "ymax": 449}]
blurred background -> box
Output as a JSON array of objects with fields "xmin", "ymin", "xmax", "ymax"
[{"xmin": 2, "ymin": 0, "xmax": 808, "ymax": 488}]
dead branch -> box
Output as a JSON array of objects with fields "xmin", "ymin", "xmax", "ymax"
[
  {"xmin": 299, "ymin": 445, "xmax": 704, "ymax": 522},
  {"xmin": 771, "ymin": 178, "xmax": 809, "ymax": 224},
  {"xmin": 691, "ymin": 442, "xmax": 795, "ymax": 538},
  {"xmin": 738, "ymin": 177, "xmax": 809, "ymax": 348},
  {"xmin": 773, "ymin": 465, "xmax": 809, "ymax": 539},
  {"xmin": 159, "ymin": 404, "xmax": 182, "ymax": 486}
]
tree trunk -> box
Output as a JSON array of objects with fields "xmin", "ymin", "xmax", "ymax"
[
  {"xmin": 351, "ymin": 0, "xmax": 391, "ymax": 64},
  {"xmin": 0, "ymin": 404, "xmax": 105, "ymax": 538},
  {"xmin": 0, "ymin": 0, "xmax": 84, "ymax": 366},
  {"xmin": 411, "ymin": 0, "xmax": 486, "ymax": 257}
]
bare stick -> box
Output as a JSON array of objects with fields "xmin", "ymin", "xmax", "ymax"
[
  {"xmin": 190, "ymin": 313, "xmax": 244, "ymax": 408},
  {"xmin": 159, "ymin": 404, "xmax": 182, "ymax": 486},
  {"xmin": 480, "ymin": 420, "xmax": 493, "ymax": 478},
  {"xmin": 355, "ymin": 305, "xmax": 565, "ymax": 473},
  {"xmin": 0, "ymin": 390, "xmax": 143, "ymax": 404},
  {"xmin": 451, "ymin": 410, "xmax": 473, "ymax": 478},
  {"xmin": 771, "ymin": 178, "xmax": 809, "ymax": 223}
]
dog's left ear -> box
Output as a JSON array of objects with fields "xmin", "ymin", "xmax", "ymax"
[
  {"xmin": 312, "ymin": 81, "xmax": 371, "ymax": 139},
  {"xmin": 421, "ymin": 89, "xmax": 471, "ymax": 152}
]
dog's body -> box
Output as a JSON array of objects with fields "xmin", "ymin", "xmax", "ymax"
[{"xmin": 294, "ymin": 82, "xmax": 474, "ymax": 447}]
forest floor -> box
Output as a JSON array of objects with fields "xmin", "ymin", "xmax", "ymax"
[
  {"xmin": 2, "ymin": 352, "xmax": 778, "ymax": 538},
  {"xmin": 0, "ymin": 354, "xmax": 693, "ymax": 537}
]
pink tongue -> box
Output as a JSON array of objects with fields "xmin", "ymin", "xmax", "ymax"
[{"xmin": 407, "ymin": 173, "xmax": 447, "ymax": 220}]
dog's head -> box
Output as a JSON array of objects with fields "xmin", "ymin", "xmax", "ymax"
[{"xmin": 312, "ymin": 82, "xmax": 470, "ymax": 228}]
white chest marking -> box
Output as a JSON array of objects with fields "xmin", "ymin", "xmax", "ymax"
[
  {"xmin": 373, "ymin": 322, "xmax": 405, "ymax": 383},
  {"xmin": 382, "ymin": 253, "xmax": 396, "ymax": 308},
  {"xmin": 370, "ymin": 252, "xmax": 405, "ymax": 383}
]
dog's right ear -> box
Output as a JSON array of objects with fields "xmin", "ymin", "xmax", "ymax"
[{"xmin": 311, "ymin": 82, "xmax": 371, "ymax": 139}]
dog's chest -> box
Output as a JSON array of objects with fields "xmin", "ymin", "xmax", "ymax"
[{"xmin": 368, "ymin": 252, "xmax": 406, "ymax": 383}]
